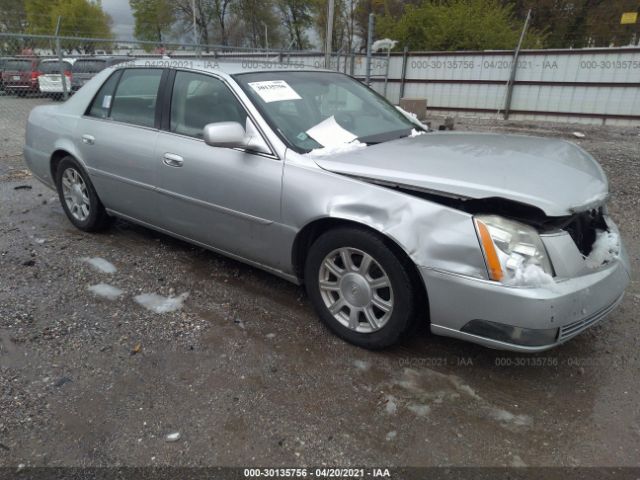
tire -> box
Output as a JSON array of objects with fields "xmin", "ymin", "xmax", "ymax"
[
  {"xmin": 304, "ymin": 226, "xmax": 421, "ymax": 349},
  {"xmin": 55, "ymin": 156, "xmax": 111, "ymax": 232}
]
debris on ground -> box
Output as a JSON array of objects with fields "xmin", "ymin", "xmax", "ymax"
[
  {"xmin": 88, "ymin": 283, "xmax": 124, "ymax": 300},
  {"xmin": 131, "ymin": 342, "xmax": 142, "ymax": 355},
  {"xmin": 165, "ymin": 432, "xmax": 181, "ymax": 442},
  {"xmin": 134, "ymin": 292, "xmax": 189, "ymax": 313},
  {"xmin": 14, "ymin": 185, "xmax": 32, "ymax": 190},
  {"xmin": 82, "ymin": 257, "xmax": 117, "ymax": 274},
  {"xmin": 572, "ymin": 131, "xmax": 586, "ymax": 138}
]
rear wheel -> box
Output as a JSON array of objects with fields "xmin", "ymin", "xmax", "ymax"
[
  {"xmin": 55, "ymin": 156, "xmax": 111, "ymax": 232},
  {"xmin": 304, "ymin": 227, "xmax": 420, "ymax": 349}
]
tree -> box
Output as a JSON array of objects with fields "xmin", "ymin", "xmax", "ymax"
[
  {"xmin": 232, "ymin": 0, "xmax": 282, "ymax": 48},
  {"xmin": 212, "ymin": 0, "xmax": 234, "ymax": 46},
  {"xmin": 0, "ymin": 0, "xmax": 28, "ymax": 33},
  {"xmin": 130, "ymin": 0, "xmax": 175, "ymax": 44},
  {"xmin": 24, "ymin": 0, "xmax": 112, "ymax": 38},
  {"xmin": 24, "ymin": 0, "xmax": 56, "ymax": 34},
  {"xmin": 373, "ymin": 0, "xmax": 545, "ymax": 51},
  {"xmin": 508, "ymin": 0, "xmax": 639, "ymax": 48},
  {"xmin": 312, "ymin": 0, "xmax": 355, "ymax": 52},
  {"xmin": 277, "ymin": 0, "xmax": 312, "ymax": 49}
]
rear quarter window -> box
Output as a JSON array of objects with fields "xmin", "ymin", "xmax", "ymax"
[{"xmin": 87, "ymin": 70, "xmax": 123, "ymax": 118}]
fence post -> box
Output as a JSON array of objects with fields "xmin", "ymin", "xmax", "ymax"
[
  {"xmin": 503, "ymin": 9, "xmax": 531, "ymax": 120},
  {"xmin": 365, "ymin": 13, "xmax": 374, "ymax": 86},
  {"xmin": 400, "ymin": 46, "xmax": 408, "ymax": 100},
  {"xmin": 54, "ymin": 16, "xmax": 69, "ymax": 101},
  {"xmin": 383, "ymin": 47, "xmax": 391, "ymax": 97}
]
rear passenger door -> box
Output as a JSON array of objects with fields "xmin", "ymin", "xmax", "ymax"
[
  {"xmin": 154, "ymin": 70, "xmax": 283, "ymax": 266},
  {"xmin": 77, "ymin": 67, "xmax": 166, "ymax": 223}
]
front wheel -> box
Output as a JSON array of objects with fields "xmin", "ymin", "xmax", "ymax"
[{"xmin": 304, "ymin": 227, "xmax": 421, "ymax": 349}]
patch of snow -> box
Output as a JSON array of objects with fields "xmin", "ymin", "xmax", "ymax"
[
  {"xmin": 134, "ymin": 292, "xmax": 189, "ymax": 313},
  {"xmin": 503, "ymin": 262, "xmax": 555, "ymax": 288},
  {"xmin": 88, "ymin": 283, "xmax": 124, "ymax": 300},
  {"xmin": 372, "ymin": 38, "xmax": 398, "ymax": 52},
  {"xmin": 410, "ymin": 128, "xmax": 426, "ymax": 137},
  {"xmin": 385, "ymin": 430, "xmax": 397, "ymax": 441},
  {"xmin": 266, "ymin": 333, "xmax": 276, "ymax": 339},
  {"xmin": 488, "ymin": 408, "xmax": 532, "ymax": 427},
  {"xmin": 306, "ymin": 140, "xmax": 367, "ymax": 157},
  {"xmin": 585, "ymin": 229, "xmax": 620, "ymax": 268},
  {"xmin": 82, "ymin": 257, "xmax": 117, "ymax": 274},
  {"xmin": 395, "ymin": 105, "xmax": 429, "ymax": 130},
  {"xmin": 384, "ymin": 395, "xmax": 398, "ymax": 414},
  {"xmin": 572, "ymin": 131, "xmax": 586, "ymax": 138},
  {"xmin": 34, "ymin": 238, "xmax": 46, "ymax": 244},
  {"xmin": 407, "ymin": 403, "xmax": 431, "ymax": 417},
  {"xmin": 353, "ymin": 359, "xmax": 370, "ymax": 371},
  {"xmin": 165, "ymin": 432, "xmax": 181, "ymax": 442}
]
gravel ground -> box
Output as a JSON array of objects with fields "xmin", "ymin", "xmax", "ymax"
[{"xmin": 0, "ymin": 101, "xmax": 639, "ymax": 468}]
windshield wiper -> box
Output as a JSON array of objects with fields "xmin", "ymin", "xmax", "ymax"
[{"xmin": 358, "ymin": 128, "xmax": 414, "ymax": 145}]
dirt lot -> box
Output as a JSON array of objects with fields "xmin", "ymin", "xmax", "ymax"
[{"xmin": 0, "ymin": 98, "xmax": 639, "ymax": 468}]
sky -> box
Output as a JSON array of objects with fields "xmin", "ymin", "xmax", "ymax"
[{"xmin": 102, "ymin": 0, "xmax": 135, "ymax": 40}]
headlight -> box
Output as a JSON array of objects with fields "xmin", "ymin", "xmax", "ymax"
[{"xmin": 474, "ymin": 215, "xmax": 553, "ymax": 283}]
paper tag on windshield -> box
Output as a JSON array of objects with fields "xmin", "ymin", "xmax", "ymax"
[
  {"xmin": 102, "ymin": 95, "xmax": 112, "ymax": 109},
  {"xmin": 306, "ymin": 116, "xmax": 357, "ymax": 148},
  {"xmin": 248, "ymin": 80, "xmax": 301, "ymax": 103}
]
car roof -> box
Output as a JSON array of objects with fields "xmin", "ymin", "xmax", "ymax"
[
  {"xmin": 118, "ymin": 57, "xmax": 332, "ymax": 76},
  {"xmin": 75, "ymin": 56, "xmax": 129, "ymax": 61}
]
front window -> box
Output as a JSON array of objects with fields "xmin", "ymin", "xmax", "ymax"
[
  {"xmin": 234, "ymin": 71, "xmax": 418, "ymax": 153},
  {"xmin": 39, "ymin": 61, "xmax": 72, "ymax": 74}
]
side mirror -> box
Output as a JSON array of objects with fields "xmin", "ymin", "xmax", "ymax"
[
  {"xmin": 203, "ymin": 122, "xmax": 246, "ymax": 148},
  {"xmin": 203, "ymin": 119, "xmax": 271, "ymax": 155}
]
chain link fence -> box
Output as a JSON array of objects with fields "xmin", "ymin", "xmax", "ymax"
[{"xmin": 0, "ymin": 32, "xmax": 393, "ymax": 160}]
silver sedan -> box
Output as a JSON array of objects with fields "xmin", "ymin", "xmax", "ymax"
[{"xmin": 24, "ymin": 59, "xmax": 630, "ymax": 351}]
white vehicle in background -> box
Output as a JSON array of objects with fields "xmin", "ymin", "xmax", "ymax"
[{"xmin": 37, "ymin": 58, "xmax": 76, "ymax": 97}]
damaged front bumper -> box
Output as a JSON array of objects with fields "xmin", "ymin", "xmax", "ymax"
[{"xmin": 422, "ymin": 243, "xmax": 630, "ymax": 352}]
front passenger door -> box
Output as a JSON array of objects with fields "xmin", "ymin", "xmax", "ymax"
[{"xmin": 155, "ymin": 71, "xmax": 283, "ymax": 267}]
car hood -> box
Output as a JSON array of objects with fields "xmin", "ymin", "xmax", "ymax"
[{"xmin": 313, "ymin": 132, "xmax": 608, "ymax": 217}]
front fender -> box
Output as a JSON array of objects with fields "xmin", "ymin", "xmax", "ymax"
[{"xmin": 283, "ymin": 160, "xmax": 488, "ymax": 279}]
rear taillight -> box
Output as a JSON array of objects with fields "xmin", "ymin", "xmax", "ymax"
[
  {"xmin": 64, "ymin": 70, "xmax": 72, "ymax": 79},
  {"xmin": 30, "ymin": 70, "xmax": 41, "ymax": 82}
]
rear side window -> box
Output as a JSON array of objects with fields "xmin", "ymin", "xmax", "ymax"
[
  {"xmin": 110, "ymin": 69, "xmax": 163, "ymax": 128},
  {"xmin": 73, "ymin": 60, "xmax": 106, "ymax": 73},
  {"xmin": 87, "ymin": 69, "xmax": 122, "ymax": 118}
]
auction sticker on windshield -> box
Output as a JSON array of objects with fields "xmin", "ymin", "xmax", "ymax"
[{"xmin": 248, "ymin": 80, "xmax": 302, "ymax": 103}]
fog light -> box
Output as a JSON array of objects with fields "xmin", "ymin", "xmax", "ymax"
[{"xmin": 461, "ymin": 319, "xmax": 558, "ymax": 347}]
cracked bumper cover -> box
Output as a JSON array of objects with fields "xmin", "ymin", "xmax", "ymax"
[{"xmin": 421, "ymin": 245, "xmax": 631, "ymax": 352}]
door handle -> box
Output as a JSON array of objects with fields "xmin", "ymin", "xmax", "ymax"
[
  {"xmin": 81, "ymin": 134, "xmax": 95, "ymax": 145},
  {"xmin": 163, "ymin": 153, "xmax": 184, "ymax": 167}
]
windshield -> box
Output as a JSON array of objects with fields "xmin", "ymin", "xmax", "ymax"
[
  {"xmin": 39, "ymin": 61, "xmax": 72, "ymax": 74},
  {"xmin": 234, "ymin": 71, "xmax": 418, "ymax": 153}
]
